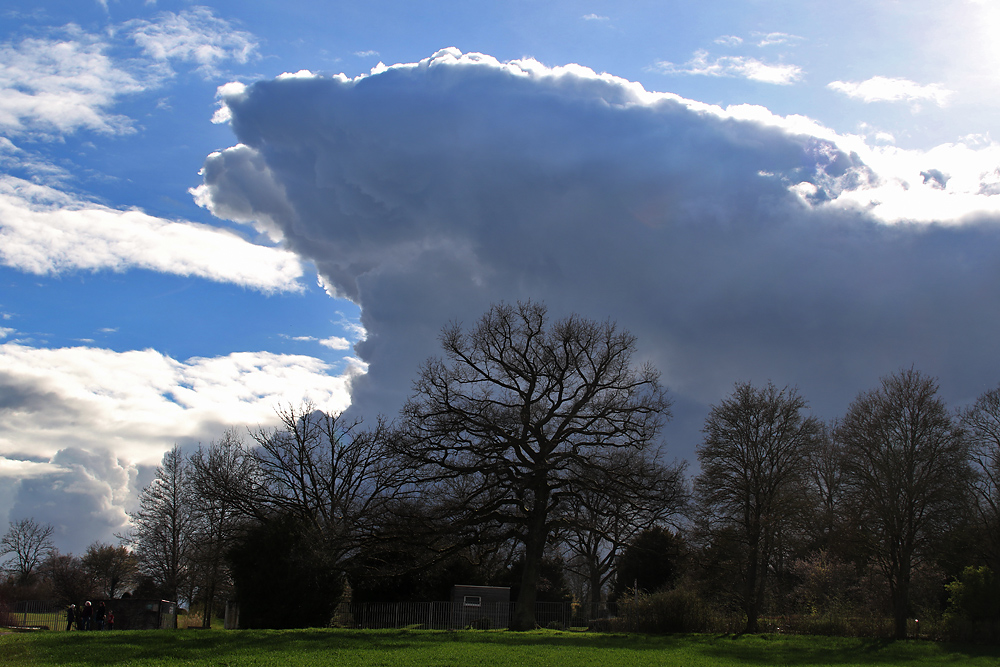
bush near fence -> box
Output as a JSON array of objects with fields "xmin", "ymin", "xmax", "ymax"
[
  {"xmin": 328, "ymin": 600, "xmax": 570, "ymax": 631},
  {"xmin": 606, "ymin": 588, "xmax": 944, "ymax": 640}
]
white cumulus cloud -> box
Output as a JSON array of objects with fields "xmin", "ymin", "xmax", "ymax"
[
  {"xmin": 0, "ymin": 342, "xmax": 365, "ymax": 551},
  {"xmin": 828, "ymin": 76, "xmax": 953, "ymax": 106},
  {"xmin": 0, "ymin": 176, "xmax": 305, "ymax": 293},
  {"xmin": 319, "ymin": 336, "xmax": 351, "ymax": 350}
]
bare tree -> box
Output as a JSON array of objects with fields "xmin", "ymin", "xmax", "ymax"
[
  {"xmin": 82, "ymin": 542, "xmax": 138, "ymax": 600},
  {"xmin": 186, "ymin": 429, "xmax": 244, "ymax": 627},
  {"xmin": 397, "ymin": 301, "xmax": 671, "ymax": 630},
  {"xmin": 961, "ymin": 384, "xmax": 1000, "ymax": 571},
  {"xmin": 799, "ymin": 425, "xmax": 857, "ymax": 558},
  {"xmin": 695, "ymin": 381, "xmax": 821, "ymax": 633},
  {"xmin": 121, "ymin": 445, "xmax": 194, "ymax": 603},
  {"xmin": 560, "ymin": 451, "xmax": 687, "ymax": 619},
  {"xmin": 189, "ymin": 407, "xmax": 404, "ymax": 627},
  {"xmin": 1, "ymin": 518, "xmax": 55, "ymax": 586},
  {"xmin": 192, "ymin": 407, "xmax": 402, "ymax": 561},
  {"xmin": 42, "ymin": 551, "xmax": 94, "ymax": 605},
  {"xmin": 836, "ymin": 368, "xmax": 970, "ymax": 639}
]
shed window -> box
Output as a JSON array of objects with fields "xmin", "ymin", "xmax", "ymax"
[{"xmin": 463, "ymin": 596, "xmax": 482, "ymax": 607}]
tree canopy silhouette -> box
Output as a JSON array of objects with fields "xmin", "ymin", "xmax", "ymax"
[{"xmin": 397, "ymin": 301, "xmax": 671, "ymax": 630}]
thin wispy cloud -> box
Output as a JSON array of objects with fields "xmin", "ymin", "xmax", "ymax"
[
  {"xmin": 283, "ymin": 334, "xmax": 353, "ymax": 350},
  {"xmin": 0, "ymin": 10, "xmax": 259, "ymax": 140},
  {"xmin": 654, "ymin": 50, "xmax": 803, "ymax": 85},
  {"xmin": 714, "ymin": 35, "xmax": 743, "ymax": 46},
  {"xmin": 124, "ymin": 7, "xmax": 258, "ymax": 77},
  {"xmin": 0, "ymin": 28, "xmax": 144, "ymax": 137},
  {"xmin": 753, "ymin": 31, "xmax": 803, "ymax": 47},
  {"xmin": 582, "ymin": 14, "xmax": 609, "ymax": 21},
  {"xmin": 828, "ymin": 76, "xmax": 953, "ymax": 107},
  {"xmin": 354, "ymin": 50, "xmax": 380, "ymax": 57}
]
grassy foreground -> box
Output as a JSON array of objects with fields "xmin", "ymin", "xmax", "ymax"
[{"xmin": 2, "ymin": 628, "xmax": 999, "ymax": 667}]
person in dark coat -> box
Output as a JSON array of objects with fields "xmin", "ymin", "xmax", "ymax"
[
  {"xmin": 66, "ymin": 604, "xmax": 75, "ymax": 631},
  {"xmin": 81, "ymin": 601, "xmax": 93, "ymax": 630},
  {"xmin": 95, "ymin": 601, "xmax": 107, "ymax": 630}
]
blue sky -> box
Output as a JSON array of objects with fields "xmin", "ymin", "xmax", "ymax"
[{"xmin": 3, "ymin": 0, "xmax": 1000, "ymax": 555}]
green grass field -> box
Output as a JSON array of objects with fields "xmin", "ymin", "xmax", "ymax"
[{"xmin": 2, "ymin": 628, "xmax": 999, "ymax": 667}]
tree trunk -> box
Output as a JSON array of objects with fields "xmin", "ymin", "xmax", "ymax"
[
  {"xmin": 589, "ymin": 566, "xmax": 603, "ymax": 620},
  {"xmin": 202, "ymin": 580, "xmax": 216, "ymax": 628},
  {"xmin": 511, "ymin": 488, "xmax": 550, "ymax": 631},
  {"xmin": 891, "ymin": 577, "xmax": 910, "ymax": 639},
  {"xmin": 743, "ymin": 529, "xmax": 761, "ymax": 634}
]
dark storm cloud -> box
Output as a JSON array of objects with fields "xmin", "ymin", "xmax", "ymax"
[
  {"xmin": 6, "ymin": 448, "xmax": 138, "ymax": 555},
  {"xmin": 195, "ymin": 50, "xmax": 1000, "ymax": 458},
  {"xmin": 0, "ymin": 372, "xmax": 63, "ymax": 411}
]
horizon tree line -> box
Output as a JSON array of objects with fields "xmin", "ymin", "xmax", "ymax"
[{"xmin": 2, "ymin": 301, "xmax": 999, "ymax": 639}]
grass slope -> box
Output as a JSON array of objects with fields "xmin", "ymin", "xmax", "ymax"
[{"xmin": 2, "ymin": 628, "xmax": 999, "ymax": 667}]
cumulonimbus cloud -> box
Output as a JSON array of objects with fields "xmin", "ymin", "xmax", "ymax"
[{"xmin": 192, "ymin": 48, "xmax": 1000, "ymax": 454}]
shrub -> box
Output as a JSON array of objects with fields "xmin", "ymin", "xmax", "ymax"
[
  {"xmin": 0, "ymin": 596, "xmax": 13, "ymax": 628},
  {"xmin": 226, "ymin": 516, "xmax": 345, "ymax": 629},
  {"xmin": 942, "ymin": 565, "xmax": 1000, "ymax": 643},
  {"xmin": 614, "ymin": 585, "xmax": 716, "ymax": 634},
  {"xmin": 467, "ymin": 617, "xmax": 492, "ymax": 630}
]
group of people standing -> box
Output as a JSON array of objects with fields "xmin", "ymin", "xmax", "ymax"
[{"xmin": 65, "ymin": 601, "xmax": 114, "ymax": 631}]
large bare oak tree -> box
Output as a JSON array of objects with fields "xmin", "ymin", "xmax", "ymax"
[{"xmin": 397, "ymin": 301, "xmax": 671, "ymax": 630}]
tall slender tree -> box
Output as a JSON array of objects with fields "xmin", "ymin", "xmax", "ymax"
[
  {"xmin": 122, "ymin": 445, "xmax": 194, "ymax": 603},
  {"xmin": 695, "ymin": 381, "xmax": 821, "ymax": 633},
  {"xmin": 836, "ymin": 368, "xmax": 970, "ymax": 639},
  {"xmin": 186, "ymin": 430, "xmax": 243, "ymax": 627},
  {"xmin": 961, "ymin": 384, "xmax": 1000, "ymax": 572}
]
